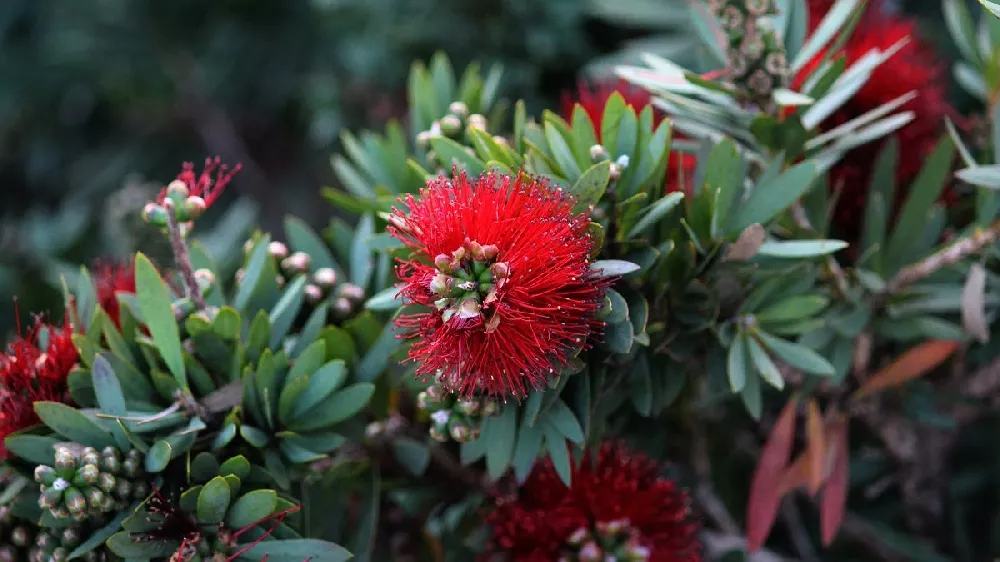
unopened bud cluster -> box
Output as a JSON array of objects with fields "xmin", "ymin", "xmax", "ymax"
[
  {"xmin": 142, "ymin": 180, "xmax": 208, "ymax": 227},
  {"xmin": 238, "ymin": 240, "xmax": 366, "ymax": 320},
  {"xmin": 710, "ymin": 0, "xmax": 787, "ymax": 107},
  {"xmin": 415, "ymin": 101, "xmax": 505, "ymax": 171},
  {"xmin": 36, "ymin": 446, "xmax": 146, "ymax": 523},
  {"xmin": 431, "ymin": 238, "xmax": 507, "ymax": 332},
  {"xmin": 589, "ymin": 145, "xmax": 630, "ymax": 181},
  {"xmin": 417, "ymin": 380, "xmax": 499, "ymax": 443},
  {"xmin": 1, "ymin": 503, "xmax": 107, "ymax": 562},
  {"xmin": 560, "ymin": 519, "xmax": 651, "ymax": 562}
]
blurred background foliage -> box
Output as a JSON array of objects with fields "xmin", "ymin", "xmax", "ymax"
[{"xmin": 0, "ymin": 0, "xmax": 957, "ymax": 340}]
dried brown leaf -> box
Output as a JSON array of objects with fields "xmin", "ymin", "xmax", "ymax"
[
  {"xmin": 725, "ymin": 223, "xmax": 766, "ymax": 262},
  {"xmin": 806, "ymin": 400, "xmax": 825, "ymax": 496},
  {"xmin": 746, "ymin": 398, "xmax": 798, "ymax": 552},
  {"xmin": 852, "ymin": 340, "xmax": 960, "ymax": 400},
  {"xmin": 820, "ymin": 419, "xmax": 849, "ymax": 546}
]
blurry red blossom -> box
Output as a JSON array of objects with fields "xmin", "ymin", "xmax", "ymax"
[
  {"xmin": 94, "ymin": 259, "xmax": 138, "ymax": 329},
  {"xmin": 795, "ymin": 0, "xmax": 957, "ymax": 231},
  {"xmin": 389, "ymin": 170, "xmax": 609, "ymax": 399},
  {"xmin": 0, "ymin": 317, "xmax": 78, "ymax": 459},
  {"xmin": 561, "ymin": 79, "xmax": 697, "ymax": 195},
  {"xmin": 485, "ymin": 441, "xmax": 702, "ymax": 561}
]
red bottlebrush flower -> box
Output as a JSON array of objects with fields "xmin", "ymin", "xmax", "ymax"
[
  {"xmin": 157, "ymin": 156, "xmax": 242, "ymax": 209},
  {"xmin": 94, "ymin": 259, "xmax": 137, "ymax": 329},
  {"xmin": 793, "ymin": 1, "xmax": 956, "ymax": 231},
  {"xmin": 561, "ymin": 80, "xmax": 697, "ymax": 196},
  {"xmin": 0, "ymin": 318, "xmax": 78, "ymax": 459},
  {"xmin": 485, "ymin": 441, "xmax": 702, "ymax": 562},
  {"xmin": 389, "ymin": 170, "xmax": 608, "ymax": 399}
]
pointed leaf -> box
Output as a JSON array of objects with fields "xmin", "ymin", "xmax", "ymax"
[
  {"xmin": 852, "ymin": 340, "xmax": 960, "ymax": 399},
  {"xmin": 746, "ymin": 398, "xmax": 798, "ymax": 552},
  {"xmin": 134, "ymin": 253, "xmax": 186, "ymax": 390},
  {"xmin": 820, "ymin": 419, "xmax": 849, "ymax": 546}
]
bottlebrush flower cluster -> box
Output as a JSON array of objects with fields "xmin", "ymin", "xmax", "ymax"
[
  {"xmin": 485, "ymin": 441, "xmax": 702, "ymax": 562},
  {"xmin": 389, "ymin": 170, "xmax": 608, "ymax": 399},
  {"xmin": 93, "ymin": 259, "xmax": 137, "ymax": 329},
  {"xmin": 0, "ymin": 318, "xmax": 77, "ymax": 459}
]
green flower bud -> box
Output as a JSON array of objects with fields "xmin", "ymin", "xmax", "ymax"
[
  {"xmin": 121, "ymin": 459, "xmax": 139, "ymax": 479},
  {"xmin": 11, "ymin": 526, "xmax": 31, "ymax": 547},
  {"xmin": 86, "ymin": 488, "xmax": 105, "ymax": 510},
  {"xmin": 73, "ymin": 464, "xmax": 99, "ymax": 487},
  {"xmin": 115, "ymin": 479, "xmax": 132, "ymax": 499},
  {"xmin": 132, "ymin": 481, "xmax": 149, "ymax": 500},
  {"xmin": 165, "ymin": 179, "xmax": 189, "ymax": 201},
  {"xmin": 51, "ymin": 547, "xmax": 68, "ymax": 562},
  {"xmin": 281, "ymin": 252, "xmax": 312, "ymax": 275},
  {"xmin": 142, "ymin": 202, "xmax": 168, "ymax": 226},
  {"xmin": 337, "ymin": 283, "xmax": 365, "ymax": 302},
  {"xmin": 415, "ymin": 131, "xmax": 433, "ymax": 148},
  {"xmin": 482, "ymin": 400, "xmax": 499, "ymax": 417},
  {"xmin": 468, "ymin": 114, "xmax": 487, "ymax": 131},
  {"xmin": 449, "ymin": 422, "xmax": 472, "ymax": 442},
  {"xmin": 579, "ymin": 541, "xmax": 603, "ymax": 562},
  {"xmin": 81, "ymin": 447, "xmax": 100, "ymax": 466},
  {"xmin": 589, "ymin": 144, "xmax": 609, "ymax": 162},
  {"xmin": 54, "ymin": 449, "xmax": 76, "ymax": 472},
  {"xmin": 313, "ymin": 267, "xmax": 337, "ymax": 289},
  {"xmin": 34, "ymin": 532, "xmax": 55, "ymax": 550},
  {"xmin": 60, "ymin": 527, "xmax": 82, "ymax": 547},
  {"xmin": 332, "ymin": 297, "xmax": 353, "ymax": 319},
  {"xmin": 304, "ymin": 284, "xmax": 324, "ymax": 305},
  {"xmin": 64, "ymin": 487, "xmax": 86, "ymax": 514},
  {"xmin": 98, "ymin": 473, "xmax": 116, "ymax": 494},
  {"xmin": 439, "ymin": 115, "xmax": 462, "ymax": 137},
  {"xmin": 448, "ymin": 101, "xmax": 469, "ymax": 118},
  {"xmin": 35, "ymin": 465, "xmax": 58, "ymax": 486},
  {"xmin": 428, "ymin": 425, "xmax": 448, "ymax": 442},
  {"xmin": 183, "ymin": 195, "xmax": 207, "ymax": 220},
  {"xmin": 455, "ymin": 399, "xmax": 480, "ymax": 417}
]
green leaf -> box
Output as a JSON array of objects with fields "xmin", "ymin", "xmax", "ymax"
[
  {"xmin": 365, "ymin": 287, "xmax": 403, "ymax": 311},
  {"xmin": 351, "ymin": 214, "xmax": 375, "ymax": 289},
  {"xmin": 240, "ymin": 540, "xmax": 353, "ymax": 562},
  {"xmin": 106, "ymin": 533, "xmax": 178, "ymax": 558},
  {"xmin": 544, "ymin": 399, "xmax": 585, "ymax": 444},
  {"xmin": 91, "ymin": 355, "xmax": 127, "ymax": 417},
  {"xmin": 626, "ymin": 192, "xmax": 684, "ymax": 239},
  {"xmin": 269, "ymin": 275, "xmax": 308, "ymax": 348},
  {"xmin": 756, "ymin": 296, "xmax": 830, "ymax": 323},
  {"xmin": 747, "ymin": 335, "xmax": 785, "ymax": 390},
  {"xmin": 430, "ymin": 136, "xmax": 485, "ymax": 176},
  {"xmin": 545, "ymin": 119, "xmax": 583, "ymax": 179},
  {"xmin": 134, "ymin": 253, "xmax": 186, "ymax": 390},
  {"xmin": 197, "ymin": 476, "xmax": 232, "ymax": 524},
  {"xmin": 568, "ymin": 160, "xmax": 611, "ymax": 212},
  {"xmin": 235, "ymin": 234, "xmax": 272, "ymax": 311},
  {"xmin": 543, "ymin": 425, "xmax": 573, "ymax": 487},
  {"xmin": 755, "ymin": 331, "xmax": 835, "ymax": 376},
  {"xmin": 219, "ymin": 455, "xmax": 252, "ymax": 480},
  {"xmin": 3, "ymin": 434, "xmax": 59, "ymax": 465},
  {"xmin": 885, "ymin": 136, "xmax": 954, "ymax": 273},
  {"xmin": 392, "ymin": 438, "xmax": 431, "ymax": 476},
  {"xmin": 68, "ymin": 509, "xmax": 131, "ymax": 560},
  {"xmin": 629, "ymin": 352, "xmax": 653, "ymax": 416},
  {"xmin": 730, "ymin": 162, "xmax": 819, "ymax": 233},
  {"xmin": 602, "ymin": 289, "xmax": 630, "ymax": 324},
  {"xmin": 34, "ymin": 402, "xmax": 114, "ymax": 448},
  {"xmin": 145, "ymin": 440, "xmax": 172, "ymax": 473},
  {"xmin": 290, "ymin": 383, "xmax": 375, "ymax": 432},
  {"xmin": 227, "ymin": 489, "xmax": 278, "ymax": 528},
  {"xmin": 484, "ymin": 406, "xmax": 518, "ymax": 480},
  {"xmin": 512, "ymin": 424, "xmax": 544, "ymax": 483},
  {"xmin": 790, "ymin": 0, "xmax": 860, "ymax": 73},
  {"xmin": 349, "ymin": 469, "xmax": 380, "ymax": 562},
  {"xmin": 590, "ymin": 260, "xmax": 641, "ymax": 277},
  {"xmin": 756, "ymin": 239, "xmax": 848, "ymax": 258},
  {"xmin": 356, "ymin": 322, "xmax": 402, "ymax": 382},
  {"xmin": 604, "ymin": 320, "xmax": 635, "ymax": 354},
  {"xmin": 728, "ymin": 332, "xmax": 748, "ymax": 392}
]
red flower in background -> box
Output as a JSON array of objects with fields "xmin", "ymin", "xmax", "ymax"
[
  {"xmin": 157, "ymin": 156, "xmax": 242, "ymax": 209},
  {"xmin": 389, "ymin": 170, "xmax": 608, "ymax": 399},
  {"xmin": 0, "ymin": 318, "xmax": 78, "ymax": 459},
  {"xmin": 561, "ymin": 80, "xmax": 697, "ymax": 195},
  {"xmin": 485, "ymin": 441, "xmax": 702, "ymax": 562},
  {"xmin": 796, "ymin": 0, "xmax": 955, "ymax": 228},
  {"xmin": 94, "ymin": 259, "xmax": 137, "ymax": 329}
]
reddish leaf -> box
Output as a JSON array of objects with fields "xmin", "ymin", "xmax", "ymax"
[
  {"xmin": 820, "ymin": 418, "xmax": 849, "ymax": 546},
  {"xmin": 776, "ymin": 451, "xmax": 810, "ymax": 497},
  {"xmin": 852, "ymin": 340, "xmax": 960, "ymax": 400},
  {"xmin": 746, "ymin": 398, "xmax": 799, "ymax": 552},
  {"xmin": 806, "ymin": 400, "xmax": 825, "ymax": 496}
]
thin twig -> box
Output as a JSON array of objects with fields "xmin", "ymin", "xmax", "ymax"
[
  {"xmin": 163, "ymin": 200, "xmax": 206, "ymax": 310},
  {"xmin": 883, "ymin": 219, "xmax": 1000, "ymax": 295}
]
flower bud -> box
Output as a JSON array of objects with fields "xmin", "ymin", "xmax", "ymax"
[
  {"xmin": 429, "ymin": 425, "xmax": 448, "ymax": 442},
  {"xmin": 492, "ymin": 135, "xmax": 509, "ymax": 147},
  {"xmin": 304, "ymin": 284, "xmax": 324, "ymax": 305},
  {"xmin": 35, "ymin": 466, "xmax": 57, "ymax": 485},
  {"xmin": 165, "ymin": 179, "xmax": 190, "ymax": 201},
  {"xmin": 455, "ymin": 399, "xmax": 480, "ymax": 417},
  {"xmin": 115, "ymin": 479, "xmax": 132, "ymax": 499},
  {"xmin": 365, "ymin": 421, "xmax": 384, "ymax": 440},
  {"xmin": 416, "ymin": 131, "xmax": 433, "ymax": 148},
  {"xmin": 77, "ymin": 465, "xmax": 99, "ymax": 486},
  {"xmin": 448, "ymin": 101, "xmax": 470, "ymax": 118},
  {"xmin": 489, "ymin": 262, "xmax": 509, "ymax": 279},
  {"xmin": 98, "ymin": 473, "xmax": 116, "ymax": 493},
  {"xmin": 449, "ymin": 421, "xmax": 472, "ymax": 442},
  {"xmin": 282, "ymin": 251, "xmax": 312, "ymax": 274},
  {"xmin": 64, "ymin": 487, "xmax": 86, "ymax": 514},
  {"xmin": 86, "ymin": 488, "xmax": 105, "ymax": 510},
  {"xmin": 337, "ymin": 283, "xmax": 365, "ymax": 302},
  {"xmin": 434, "ymin": 254, "xmax": 454, "ymax": 273},
  {"xmin": 468, "ymin": 114, "xmax": 487, "ymax": 131},
  {"xmin": 578, "ymin": 541, "xmax": 603, "ymax": 562},
  {"xmin": 332, "ymin": 297, "xmax": 353, "ymax": 319},
  {"xmin": 566, "ymin": 527, "xmax": 590, "ymax": 546},
  {"xmin": 416, "ymin": 391, "xmax": 431, "ymax": 411},
  {"xmin": 481, "ymin": 244, "xmax": 500, "ymax": 260},
  {"xmin": 183, "ymin": 196, "xmax": 207, "ymax": 219},
  {"xmin": 132, "ymin": 481, "xmax": 149, "ymax": 499},
  {"xmin": 194, "ymin": 269, "xmax": 216, "ymax": 295},
  {"xmin": 55, "ymin": 448, "xmax": 76, "ymax": 472},
  {"xmin": 457, "ymin": 299, "xmax": 481, "ymax": 319},
  {"xmin": 268, "ymin": 241, "xmax": 289, "ymax": 260},
  {"xmin": 121, "ymin": 458, "xmax": 139, "ymax": 478},
  {"xmin": 235, "ymin": 268, "xmax": 246, "ymax": 284},
  {"xmin": 439, "ymin": 115, "xmax": 462, "ymax": 137},
  {"xmin": 429, "ymin": 273, "xmax": 451, "ymax": 295},
  {"xmin": 81, "ymin": 447, "xmax": 100, "ymax": 466},
  {"xmin": 609, "ymin": 163, "xmax": 621, "ymax": 181},
  {"xmin": 276, "ymin": 275, "xmax": 286, "ymax": 289},
  {"xmin": 589, "ymin": 144, "xmax": 609, "ymax": 162},
  {"xmin": 10, "ymin": 526, "xmax": 30, "ymax": 547},
  {"xmin": 243, "ymin": 239, "xmax": 256, "ymax": 255},
  {"xmin": 313, "ymin": 267, "xmax": 337, "ymax": 289},
  {"xmin": 61, "ymin": 526, "xmax": 82, "ymax": 547},
  {"xmin": 142, "ymin": 202, "xmax": 168, "ymax": 226},
  {"xmin": 482, "ymin": 400, "xmax": 499, "ymax": 417},
  {"xmin": 51, "ymin": 547, "xmax": 69, "ymax": 562}
]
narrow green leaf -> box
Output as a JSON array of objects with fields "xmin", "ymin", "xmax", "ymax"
[
  {"xmin": 91, "ymin": 355, "xmax": 127, "ymax": 417},
  {"xmin": 544, "ymin": 399, "xmax": 585, "ymax": 444},
  {"xmin": 290, "ymin": 383, "xmax": 375, "ymax": 432},
  {"xmin": 197, "ymin": 476, "xmax": 232, "ymax": 524},
  {"xmin": 569, "ymin": 160, "xmax": 611, "ymax": 211},
  {"xmin": 365, "ymin": 287, "xmax": 403, "ymax": 311},
  {"xmin": 747, "ymin": 335, "xmax": 785, "ymax": 390},
  {"xmin": 227, "ymin": 489, "xmax": 278, "ymax": 528},
  {"xmin": 485, "ymin": 406, "xmax": 518, "ymax": 479},
  {"xmin": 590, "ymin": 260, "xmax": 641, "ymax": 277},
  {"xmin": 543, "ymin": 425, "xmax": 573, "ymax": 487},
  {"xmin": 730, "ymin": 162, "xmax": 819, "ymax": 233},
  {"xmin": 626, "ymin": 192, "xmax": 685, "ymax": 239},
  {"xmin": 757, "ymin": 239, "xmax": 848, "ymax": 258},
  {"xmin": 134, "ymin": 253, "xmax": 186, "ymax": 390},
  {"xmin": 728, "ymin": 332, "xmax": 748, "ymax": 392},
  {"xmin": 145, "ymin": 440, "xmax": 173, "ymax": 473},
  {"xmin": 235, "ymin": 235, "xmax": 271, "ymax": 311},
  {"xmin": 351, "ymin": 214, "xmax": 375, "ymax": 289},
  {"xmin": 34, "ymin": 402, "xmax": 114, "ymax": 448},
  {"xmin": 755, "ymin": 331, "xmax": 835, "ymax": 376}
]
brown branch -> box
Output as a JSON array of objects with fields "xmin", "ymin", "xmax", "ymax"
[
  {"xmin": 163, "ymin": 200, "xmax": 206, "ymax": 310},
  {"xmin": 884, "ymin": 219, "xmax": 1000, "ymax": 295}
]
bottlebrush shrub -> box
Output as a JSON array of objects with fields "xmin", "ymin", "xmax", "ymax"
[{"xmin": 4, "ymin": 2, "xmax": 1000, "ymax": 561}]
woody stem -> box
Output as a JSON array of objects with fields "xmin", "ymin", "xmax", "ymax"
[{"xmin": 163, "ymin": 201, "xmax": 206, "ymax": 310}]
